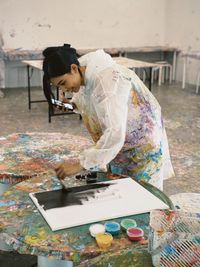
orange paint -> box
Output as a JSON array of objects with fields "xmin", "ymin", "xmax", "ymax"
[
  {"xmin": 16, "ymin": 159, "xmax": 47, "ymax": 173},
  {"xmin": 0, "ymin": 164, "xmax": 8, "ymax": 171}
]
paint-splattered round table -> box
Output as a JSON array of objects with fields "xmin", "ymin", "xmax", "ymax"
[
  {"xmin": 0, "ymin": 173, "xmax": 153, "ymax": 267},
  {"xmin": 0, "ymin": 132, "xmax": 92, "ymax": 184}
]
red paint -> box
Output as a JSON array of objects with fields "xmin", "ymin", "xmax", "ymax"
[{"xmin": 126, "ymin": 227, "xmax": 144, "ymax": 241}]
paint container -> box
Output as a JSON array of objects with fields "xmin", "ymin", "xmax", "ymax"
[
  {"xmin": 89, "ymin": 223, "xmax": 105, "ymax": 237},
  {"xmin": 104, "ymin": 221, "xmax": 120, "ymax": 236},
  {"xmin": 120, "ymin": 218, "xmax": 137, "ymax": 231},
  {"xmin": 95, "ymin": 233, "xmax": 113, "ymax": 249},
  {"xmin": 126, "ymin": 227, "xmax": 144, "ymax": 241}
]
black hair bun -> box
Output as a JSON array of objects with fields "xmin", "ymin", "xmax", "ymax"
[
  {"xmin": 43, "ymin": 44, "xmax": 76, "ymax": 58},
  {"xmin": 63, "ymin": 44, "xmax": 71, "ymax": 48},
  {"xmin": 42, "ymin": 44, "xmax": 79, "ymax": 77},
  {"xmin": 62, "ymin": 44, "xmax": 76, "ymax": 55},
  {"xmin": 43, "ymin": 47, "xmax": 59, "ymax": 57}
]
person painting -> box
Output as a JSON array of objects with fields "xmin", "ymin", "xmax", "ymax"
[{"xmin": 42, "ymin": 44, "xmax": 174, "ymax": 190}]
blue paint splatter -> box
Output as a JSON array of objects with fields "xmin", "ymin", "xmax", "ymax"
[
  {"xmin": 163, "ymin": 245, "xmax": 176, "ymax": 255},
  {"xmin": 0, "ymin": 200, "xmax": 15, "ymax": 207},
  {"xmin": 17, "ymin": 134, "xmax": 31, "ymax": 143}
]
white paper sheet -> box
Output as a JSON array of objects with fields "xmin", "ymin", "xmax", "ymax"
[{"xmin": 29, "ymin": 178, "xmax": 168, "ymax": 231}]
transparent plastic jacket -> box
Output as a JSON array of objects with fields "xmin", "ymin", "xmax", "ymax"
[{"xmin": 72, "ymin": 50, "xmax": 174, "ymax": 188}]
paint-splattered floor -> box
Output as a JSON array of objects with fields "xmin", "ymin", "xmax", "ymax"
[{"xmin": 0, "ymin": 82, "xmax": 199, "ymax": 266}]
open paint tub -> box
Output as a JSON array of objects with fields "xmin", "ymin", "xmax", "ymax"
[
  {"xmin": 89, "ymin": 223, "xmax": 105, "ymax": 237},
  {"xmin": 126, "ymin": 227, "xmax": 144, "ymax": 241},
  {"xmin": 121, "ymin": 218, "xmax": 137, "ymax": 231},
  {"xmin": 105, "ymin": 221, "xmax": 120, "ymax": 236},
  {"xmin": 95, "ymin": 233, "xmax": 113, "ymax": 249}
]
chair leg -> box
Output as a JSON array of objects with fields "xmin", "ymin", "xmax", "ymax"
[
  {"xmin": 158, "ymin": 66, "xmax": 162, "ymax": 86},
  {"xmin": 161, "ymin": 67, "xmax": 165, "ymax": 84},
  {"xmin": 196, "ymin": 72, "xmax": 200, "ymax": 94},
  {"xmin": 169, "ymin": 66, "xmax": 173, "ymax": 84},
  {"xmin": 151, "ymin": 68, "xmax": 154, "ymax": 84},
  {"xmin": 142, "ymin": 69, "xmax": 146, "ymax": 83},
  {"xmin": 165, "ymin": 66, "xmax": 169, "ymax": 82}
]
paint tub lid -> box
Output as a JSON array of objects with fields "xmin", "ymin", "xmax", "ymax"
[
  {"xmin": 95, "ymin": 233, "xmax": 113, "ymax": 249},
  {"xmin": 120, "ymin": 218, "xmax": 137, "ymax": 230},
  {"xmin": 89, "ymin": 223, "xmax": 105, "ymax": 237},
  {"xmin": 104, "ymin": 221, "xmax": 120, "ymax": 234},
  {"xmin": 126, "ymin": 227, "xmax": 144, "ymax": 240}
]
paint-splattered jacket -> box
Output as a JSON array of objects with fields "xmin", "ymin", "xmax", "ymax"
[{"xmin": 72, "ymin": 50, "xmax": 174, "ymax": 189}]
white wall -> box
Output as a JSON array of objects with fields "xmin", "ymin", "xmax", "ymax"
[
  {"xmin": 0, "ymin": 0, "xmax": 166, "ymax": 50},
  {"xmin": 165, "ymin": 0, "xmax": 200, "ymax": 84},
  {"xmin": 1, "ymin": 0, "xmax": 200, "ymax": 87}
]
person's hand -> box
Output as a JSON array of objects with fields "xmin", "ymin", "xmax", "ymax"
[
  {"xmin": 53, "ymin": 100, "xmax": 76, "ymax": 113},
  {"xmin": 55, "ymin": 159, "xmax": 83, "ymax": 180}
]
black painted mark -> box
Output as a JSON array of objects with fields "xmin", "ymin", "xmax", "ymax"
[
  {"xmin": 75, "ymin": 171, "xmax": 97, "ymax": 180},
  {"xmin": 34, "ymin": 183, "xmax": 112, "ymax": 210}
]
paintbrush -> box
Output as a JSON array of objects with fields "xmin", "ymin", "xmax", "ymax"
[
  {"xmin": 59, "ymin": 172, "xmax": 98, "ymax": 191},
  {"xmin": 75, "ymin": 171, "xmax": 97, "ymax": 184},
  {"xmin": 60, "ymin": 179, "xmax": 68, "ymax": 190}
]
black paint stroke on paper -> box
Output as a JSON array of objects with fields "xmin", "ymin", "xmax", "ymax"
[{"xmin": 34, "ymin": 182, "xmax": 112, "ymax": 210}]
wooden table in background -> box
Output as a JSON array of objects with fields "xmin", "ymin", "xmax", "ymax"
[{"xmin": 114, "ymin": 56, "xmax": 159, "ymax": 90}]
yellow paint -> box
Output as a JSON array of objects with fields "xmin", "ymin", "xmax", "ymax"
[
  {"xmin": 38, "ymin": 228, "xmax": 47, "ymax": 238},
  {"xmin": 3, "ymin": 190, "xmax": 12, "ymax": 196},
  {"xmin": 132, "ymin": 91, "xmax": 140, "ymax": 106},
  {"xmin": 25, "ymin": 235, "xmax": 42, "ymax": 245},
  {"xmin": 95, "ymin": 233, "xmax": 113, "ymax": 249}
]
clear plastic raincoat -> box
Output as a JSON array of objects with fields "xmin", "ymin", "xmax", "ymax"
[{"xmin": 72, "ymin": 50, "xmax": 174, "ymax": 189}]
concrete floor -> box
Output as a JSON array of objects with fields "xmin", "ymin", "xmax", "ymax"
[{"xmin": 0, "ymin": 82, "xmax": 200, "ymax": 266}]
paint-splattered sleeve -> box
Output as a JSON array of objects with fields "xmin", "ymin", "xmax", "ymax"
[{"xmin": 79, "ymin": 67, "xmax": 132, "ymax": 171}]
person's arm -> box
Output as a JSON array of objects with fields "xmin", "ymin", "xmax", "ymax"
[
  {"xmin": 79, "ymin": 68, "xmax": 131, "ymax": 171},
  {"xmin": 55, "ymin": 159, "xmax": 83, "ymax": 179}
]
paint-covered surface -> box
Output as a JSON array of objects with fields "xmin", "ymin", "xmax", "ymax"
[
  {"xmin": 149, "ymin": 209, "xmax": 200, "ymax": 267},
  {"xmin": 0, "ymin": 174, "xmax": 153, "ymax": 266},
  {"xmin": 0, "ymin": 132, "xmax": 92, "ymax": 184}
]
